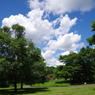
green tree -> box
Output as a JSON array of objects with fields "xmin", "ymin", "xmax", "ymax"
[
  {"xmin": 22, "ymin": 41, "xmax": 46, "ymax": 85},
  {"xmin": 0, "ymin": 24, "xmax": 46, "ymax": 92},
  {"xmin": 12, "ymin": 24, "xmax": 25, "ymax": 39},
  {"xmin": 58, "ymin": 47, "xmax": 95, "ymax": 84},
  {"xmin": 58, "ymin": 52, "xmax": 81, "ymax": 83},
  {"xmin": 58, "ymin": 52, "xmax": 77, "ymax": 83},
  {"xmin": 87, "ymin": 21, "xmax": 95, "ymax": 45},
  {"xmin": 77, "ymin": 46, "xmax": 95, "ymax": 83},
  {"xmin": 59, "ymin": 52, "xmax": 78, "ymax": 66}
]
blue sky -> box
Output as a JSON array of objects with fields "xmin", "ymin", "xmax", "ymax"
[{"xmin": 0, "ymin": 0, "xmax": 95, "ymax": 66}]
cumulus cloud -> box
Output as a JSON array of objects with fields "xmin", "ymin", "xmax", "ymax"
[
  {"xmin": 41, "ymin": 50, "xmax": 55, "ymax": 59},
  {"xmin": 2, "ymin": 11, "xmax": 78, "ymax": 46},
  {"xmin": 28, "ymin": 0, "xmax": 95, "ymax": 14},
  {"xmin": 53, "ymin": 14, "xmax": 77, "ymax": 37},
  {"xmin": 42, "ymin": 50, "xmax": 63, "ymax": 67},
  {"xmin": 45, "ymin": 33, "xmax": 84, "ymax": 51},
  {"xmin": 2, "ymin": 9, "xmax": 53, "ymax": 45},
  {"xmin": 46, "ymin": 57, "xmax": 63, "ymax": 67}
]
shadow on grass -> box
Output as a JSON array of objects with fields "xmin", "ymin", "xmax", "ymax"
[
  {"xmin": 0, "ymin": 87, "xmax": 49, "ymax": 95},
  {"xmin": 93, "ymin": 88, "xmax": 95, "ymax": 91}
]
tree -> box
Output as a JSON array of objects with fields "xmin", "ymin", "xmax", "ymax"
[
  {"xmin": 78, "ymin": 46, "xmax": 95, "ymax": 83},
  {"xmin": 59, "ymin": 52, "xmax": 78, "ymax": 66},
  {"xmin": 58, "ymin": 52, "xmax": 81, "ymax": 83},
  {"xmin": 86, "ymin": 21, "xmax": 95, "ymax": 82},
  {"xmin": 22, "ymin": 41, "xmax": 46, "ymax": 85},
  {"xmin": 0, "ymin": 25, "xmax": 26, "ymax": 91},
  {"xmin": 0, "ymin": 24, "xmax": 46, "ymax": 92},
  {"xmin": 87, "ymin": 21, "xmax": 95, "ymax": 45},
  {"xmin": 58, "ymin": 47, "xmax": 95, "ymax": 84},
  {"xmin": 12, "ymin": 24, "xmax": 25, "ymax": 39}
]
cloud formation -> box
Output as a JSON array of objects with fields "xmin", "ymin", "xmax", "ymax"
[
  {"xmin": 2, "ymin": 9, "xmax": 84, "ymax": 66},
  {"xmin": 45, "ymin": 33, "xmax": 84, "ymax": 51},
  {"xmin": 28, "ymin": 0, "xmax": 95, "ymax": 14},
  {"xmin": 1, "ymin": 0, "xmax": 88, "ymax": 66},
  {"xmin": 2, "ymin": 10, "xmax": 79, "ymax": 47},
  {"xmin": 2, "ymin": 9, "xmax": 53, "ymax": 45},
  {"xmin": 41, "ymin": 50, "xmax": 63, "ymax": 67}
]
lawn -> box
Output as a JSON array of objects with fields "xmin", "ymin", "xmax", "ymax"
[{"xmin": 0, "ymin": 86, "xmax": 95, "ymax": 95}]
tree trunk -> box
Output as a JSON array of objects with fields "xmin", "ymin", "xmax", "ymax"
[
  {"xmin": 21, "ymin": 80, "xmax": 23, "ymax": 89},
  {"xmin": 14, "ymin": 79, "xmax": 17, "ymax": 92}
]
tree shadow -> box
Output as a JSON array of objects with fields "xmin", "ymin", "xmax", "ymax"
[
  {"xmin": 0, "ymin": 87, "xmax": 49, "ymax": 95},
  {"xmin": 93, "ymin": 88, "xmax": 95, "ymax": 91}
]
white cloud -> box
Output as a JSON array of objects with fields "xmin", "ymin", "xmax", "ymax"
[
  {"xmin": 45, "ymin": 33, "xmax": 84, "ymax": 51},
  {"xmin": 41, "ymin": 50, "xmax": 55, "ymax": 60},
  {"xmin": 46, "ymin": 57, "xmax": 63, "ymax": 67},
  {"xmin": 2, "ymin": 9, "xmax": 53, "ymax": 45},
  {"xmin": 60, "ymin": 51, "xmax": 78, "ymax": 56},
  {"xmin": 28, "ymin": 0, "xmax": 95, "ymax": 14},
  {"xmin": 28, "ymin": 0, "xmax": 44, "ymax": 9},
  {"xmin": 53, "ymin": 14, "xmax": 77, "ymax": 37},
  {"xmin": 2, "ymin": 11, "xmax": 78, "ymax": 46},
  {"xmin": 2, "ymin": 14, "xmax": 28, "ymax": 27},
  {"xmin": 42, "ymin": 50, "xmax": 63, "ymax": 67}
]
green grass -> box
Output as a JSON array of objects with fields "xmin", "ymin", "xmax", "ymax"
[
  {"xmin": 32, "ymin": 79, "xmax": 71, "ymax": 87},
  {"xmin": 0, "ymin": 80, "xmax": 95, "ymax": 95},
  {"xmin": 0, "ymin": 86, "xmax": 95, "ymax": 95}
]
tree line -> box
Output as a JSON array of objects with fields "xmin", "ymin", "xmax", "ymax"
[
  {"xmin": 55, "ymin": 46, "xmax": 95, "ymax": 84},
  {"xmin": 54, "ymin": 21, "xmax": 95, "ymax": 84},
  {"xmin": 41, "ymin": 21, "xmax": 95, "ymax": 84},
  {"xmin": 0, "ymin": 21, "xmax": 95, "ymax": 91}
]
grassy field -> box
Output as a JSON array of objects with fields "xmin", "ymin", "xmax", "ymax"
[
  {"xmin": 0, "ymin": 86, "xmax": 95, "ymax": 95},
  {"xmin": 0, "ymin": 79, "xmax": 95, "ymax": 95}
]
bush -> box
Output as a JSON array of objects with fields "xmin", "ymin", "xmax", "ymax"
[{"xmin": 32, "ymin": 79, "xmax": 71, "ymax": 87}]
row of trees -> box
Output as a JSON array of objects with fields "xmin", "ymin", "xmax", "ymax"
[
  {"xmin": 0, "ymin": 21, "xmax": 95, "ymax": 91},
  {"xmin": 55, "ymin": 46, "xmax": 95, "ymax": 84},
  {"xmin": 54, "ymin": 21, "xmax": 95, "ymax": 84},
  {"xmin": 0, "ymin": 24, "xmax": 46, "ymax": 91}
]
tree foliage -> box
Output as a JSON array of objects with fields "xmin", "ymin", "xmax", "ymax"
[
  {"xmin": 58, "ymin": 47, "xmax": 95, "ymax": 84},
  {"xmin": 55, "ymin": 21, "xmax": 95, "ymax": 84},
  {"xmin": 87, "ymin": 21, "xmax": 95, "ymax": 45},
  {"xmin": 0, "ymin": 24, "xmax": 46, "ymax": 92}
]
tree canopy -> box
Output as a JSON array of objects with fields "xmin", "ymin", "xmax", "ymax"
[
  {"xmin": 58, "ymin": 47, "xmax": 95, "ymax": 84},
  {"xmin": 57, "ymin": 21, "xmax": 95, "ymax": 84},
  {"xmin": 87, "ymin": 21, "xmax": 95, "ymax": 45},
  {"xmin": 0, "ymin": 24, "xmax": 46, "ymax": 92}
]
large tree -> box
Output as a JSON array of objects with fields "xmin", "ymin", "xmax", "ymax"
[
  {"xmin": 0, "ymin": 24, "xmax": 46, "ymax": 92},
  {"xmin": 58, "ymin": 52, "xmax": 81, "ymax": 83},
  {"xmin": 77, "ymin": 46, "xmax": 95, "ymax": 83}
]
